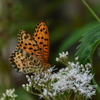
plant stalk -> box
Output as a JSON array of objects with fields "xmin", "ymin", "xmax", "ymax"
[{"xmin": 82, "ymin": 0, "xmax": 100, "ymax": 23}]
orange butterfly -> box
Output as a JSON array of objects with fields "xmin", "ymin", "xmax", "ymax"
[{"xmin": 9, "ymin": 21, "xmax": 50, "ymax": 74}]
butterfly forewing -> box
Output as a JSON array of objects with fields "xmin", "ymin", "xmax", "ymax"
[
  {"xmin": 33, "ymin": 21, "xmax": 50, "ymax": 63},
  {"xmin": 16, "ymin": 30, "xmax": 43, "ymax": 63}
]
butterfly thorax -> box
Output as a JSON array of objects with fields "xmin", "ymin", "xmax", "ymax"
[{"xmin": 44, "ymin": 63, "xmax": 51, "ymax": 68}]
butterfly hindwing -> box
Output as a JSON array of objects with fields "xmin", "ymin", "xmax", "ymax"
[
  {"xmin": 9, "ymin": 49, "xmax": 43, "ymax": 74},
  {"xmin": 33, "ymin": 21, "xmax": 50, "ymax": 63}
]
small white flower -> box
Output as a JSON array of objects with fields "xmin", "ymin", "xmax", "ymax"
[
  {"xmin": 28, "ymin": 79, "xmax": 31, "ymax": 82},
  {"xmin": 0, "ymin": 89, "xmax": 17, "ymax": 100},
  {"xmin": 56, "ymin": 51, "xmax": 68, "ymax": 62},
  {"xmin": 66, "ymin": 51, "xmax": 68, "ymax": 55},
  {"xmin": 2, "ymin": 93, "xmax": 6, "ymax": 97},
  {"xmin": 26, "ymin": 75, "xmax": 29, "ymax": 79},
  {"xmin": 29, "ymin": 82, "xmax": 32, "ymax": 87},
  {"xmin": 62, "ymin": 52, "xmax": 64, "ymax": 55},
  {"xmin": 75, "ymin": 56, "xmax": 78, "ymax": 61},
  {"xmin": 26, "ymin": 87, "xmax": 29, "ymax": 91},
  {"xmin": 31, "ymin": 75, "xmax": 33, "ymax": 79},
  {"xmin": 22, "ymin": 84, "xmax": 25, "ymax": 88},
  {"xmin": 26, "ymin": 84, "xmax": 29, "ymax": 87},
  {"xmin": 59, "ymin": 53, "xmax": 62, "ymax": 55},
  {"xmin": 56, "ymin": 57, "xmax": 59, "ymax": 61}
]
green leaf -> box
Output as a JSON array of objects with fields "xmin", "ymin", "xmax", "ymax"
[
  {"xmin": 57, "ymin": 21, "xmax": 99, "ymax": 54},
  {"xmin": 76, "ymin": 24, "xmax": 100, "ymax": 65}
]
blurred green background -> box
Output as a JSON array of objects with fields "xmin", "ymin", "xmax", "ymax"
[{"xmin": 0, "ymin": 0, "xmax": 100, "ymax": 99}]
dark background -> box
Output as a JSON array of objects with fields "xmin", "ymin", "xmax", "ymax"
[{"xmin": 0, "ymin": 0, "xmax": 100, "ymax": 99}]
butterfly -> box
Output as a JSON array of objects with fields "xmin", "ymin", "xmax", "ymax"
[{"xmin": 9, "ymin": 21, "xmax": 51, "ymax": 74}]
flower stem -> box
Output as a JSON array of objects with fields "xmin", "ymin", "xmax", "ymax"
[
  {"xmin": 82, "ymin": 0, "xmax": 100, "ymax": 23},
  {"xmin": 68, "ymin": 91, "xmax": 72, "ymax": 100},
  {"xmin": 36, "ymin": 87, "xmax": 48, "ymax": 100},
  {"xmin": 59, "ymin": 59, "xmax": 67, "ymax": 66},
  {"xmin": 30, "ymin": 91, "xmax": 41, "ymax": 96},
  {"xmin": 74, "ymin": 94, "xmax": 77, "ymax": 100}
]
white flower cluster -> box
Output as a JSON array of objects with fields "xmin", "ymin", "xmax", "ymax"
[
  {"xmin": 22, "ymin": 51, "xmax": 96, "ymax": 100},
  {"xmin": 0, "ymin": 89, "xmax": 17, "ymax": 100},
  {"xmin": 34, "ymin": 71, "xmax": 51, "ymax": 87},
  {"xmin": 51, "ymin": 61, "xmax": 96, "ymax": 99},
  {"xmin": 56, "ymin": 51, "xmax": 68, "ymax": 61},
  {"xmin": 22, "ymin": 75, "xmax": 32, "ymax": 92},
  {"xmin": 22, "ymin": 68, "xmax": 53, "ymax": 92}
]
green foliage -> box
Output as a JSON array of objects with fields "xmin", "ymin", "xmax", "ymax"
[
  {"xmin": 15, "ymin": 88, "xmax": 34, "ymax": 100},
  {"xmin": 50, "ymin": 24, "xmax": 68, "ymax": 45},
  {"xmin": 57, "ymin": 21, "xmax": 100, "ymax": 54},
  {"xmin": 8, "ymin": 21, "xmax": 37, "ymax": 38},
  {"xmin": 76, "ymin": 24, "xmax": 100, "ymax": 65}
]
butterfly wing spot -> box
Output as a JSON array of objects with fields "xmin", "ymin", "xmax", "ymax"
[
  {"xmin": 40, "ymin": 29, "xmax": 43, "ymax": 32},
  {"xmin": 33, "ymin": 59, "xmax": 38, "ymax": 63},
  {"xmin": 44, "ymin": 38, "xmax": 48, "ymax": 41},
  {"xmin": 21, "ymin": 41, "xmax": 23, "ymax": 44},
  {"xmin": 20, "ymin": 44, "xmax": 22, "ymax": 47},
  {"xmin": 29, "ymin": 56, "xmax": 34, "ymax": 60},
  {"xmin": 29, "ymin": 47, "xmax": 33, "ymax": 50},
  {"xmin": 35, "ymin": 34, "xmax": 37, "ymax": 37},
  {"xmin": 23, "ymin": 47, "xmax": 26, "ymax": 49},
  {"xmin": 38, "ymin": 37, "xmax": 40, "ymax": 39},
  {"xmin": 26, "ymin": 53, "xmax": 30, "ymax": 58},
  {"xmin": 29, "ymin": 62, "xmax": 34, "ymax": 65},
  {"xmin": 41, "ymin": 37, "xmax": 44, "ymax": 39},
  {"xmin": 43, "ymin": 28, "xmax": 45, "ymax": 30},
  {"xmin": 25, "ymin": 43, "xmax": 27, "ymax": 46},
  {"xmin": 45, "ymin": 31, "xmax": 47, "ymax": 34},
  {"xmin": 24, "ymin": 36, "xmax": 28, "ymax": 39},
  {"xmin": 28, "ymin": 43, "xmax": 32, "ymax": 45},
  {"xmin": 39, "ymin": 48, "xmax": 42, "ymax": 50},
  {"xmin": 31, "ymin": 53, "xmax": 33, "ymax": 55}
]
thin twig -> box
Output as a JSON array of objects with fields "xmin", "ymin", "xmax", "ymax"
[{"xmin": 82, "ymin": 0, "xmax": 100, "ymax": 23}]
